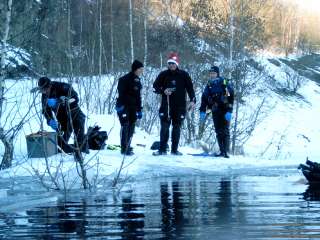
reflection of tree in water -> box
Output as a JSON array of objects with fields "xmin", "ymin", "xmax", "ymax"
[
  {"xmin": 303, "ymin": 184, "xmax": 320, "ymax": 201},
  {"xmin": 118, "ymin": 195, "xmax": 145, "ymax": 239},
  {"xmin": 160, "ymin": 181, "xmax": 186, "ymax": 239}
]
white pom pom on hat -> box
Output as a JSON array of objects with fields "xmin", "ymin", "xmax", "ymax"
[{"xmin": 167, "ymin": 52, "xmax": 179, "ymax": 66}]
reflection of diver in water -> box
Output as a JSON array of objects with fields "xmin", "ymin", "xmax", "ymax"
[
  {"xmin": 303, "ymin": 184, "xmax": 320, "ymax": 201},
  {"xmin": 160, "ymin": 183, "xmax": 173, "ymax": 234},
  {"xmin": 160, "ymin": 181, "xmax": 186, "ymax": 238},
  {"xmin": 55, "ymin": 199, "xmax": 87, "ymax": 238},
  {"xmin": 215, "ymin": 179, "xmax": 232, "ymax": 225},
  {"xmin": 118, "ymin": 195, "xmax": 145, "ymax": 239},
  {"xmin": 25, "ymin": 199, "xmax": 87, "ymax": 239}
]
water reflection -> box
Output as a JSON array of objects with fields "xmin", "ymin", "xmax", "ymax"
[
  {"xmin": 119, "ymin": 195, "xmax": 145, "ymax": 239},
  {"xmin": 215, "ymin": 179, "xmax": 232, "ymax": 225},
  {"xmin": 160, "ymin": 181, "xmax": 187, "ymax": 238},
  {"xmin": 25, "ymin": 199, "xmax": 87, "ymax": 239},
  {"xmin": 1, "ymin": 174, "xmax": 320, "ymax": 239},
  {"xmin": 303, "ymin": 184, "xmax": 320, "ymax": 201}
]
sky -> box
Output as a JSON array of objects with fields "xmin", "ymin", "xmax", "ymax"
[{"xmin": 293, "ymin": 0, "xmax": 320, "ymax": 13}]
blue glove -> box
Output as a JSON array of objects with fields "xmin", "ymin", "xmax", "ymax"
[
  {"xmin": 225, "ymin": 112, "xmax": 232, "ymax": 122},
  {"xmin": 200, "ymin": 112, "xmax": 206, "ymax": 122},
  {"xmin": 48, "ymin": 119, "xmax": 58, "ymax": 130},
  {"xmin": 47, "ymin": 98, "xmax": 57, "ymax": 108},
  {"xmin": 136, "ymin": 111, "xmax": 143, "ymax": 119},
  {"xmin": 115, "ymin": 105, "xmax": 124, "ymax": 114}
]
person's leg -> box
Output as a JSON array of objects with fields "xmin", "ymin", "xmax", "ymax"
[
  {"xmin": 72, "ymin": 111, "xmax": 88, "ymax": 153},
  {"xmin": 120, "ymin": 123, "xmax": 130, "ymax": 154},
  {"xmin": 126, "ymin": 108, "xmax": 137, "ymax": 154},
  {"xmin": 213, "ymin": 112, "xmax": 226, "ymax": 155},
  {"xmin": 57, "ymin": 118, "xmax": 73, "ymax": 153},
  {"xmin": 222, "ymin": 119, "xmax": 231, "ymax": 157},
  {"xmin": 171, "ymin": 111, "xmax": 184, "ymax": 154},
  {"xmin": 153, "ymin": 108, "xmax": 170, "ymax": 155},
  {"xmin": 159, "ymin": 118, "xmax": 170, "ymax": 153},
  {"xmin": 118, "ymin": 110, "xmax": 130, "ymax": 154},
  {"xmin": 119, "ymin": 108, "xmax": 136, "ymax": 155}
]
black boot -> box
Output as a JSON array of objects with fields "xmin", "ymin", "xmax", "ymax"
[
  {"xmin": 223, "ymin": 152, "xmax": 230, "ymax": 158},
  {"xmin": 171, "ymin": 150, "xmax": 183, "ymax": 156},
  {"xmin": 214, "ymin": 152, "xmax": 224, "ymax": 157},
  {"xmin": 153, "ymin": 150, "xmax": 167, "ymax": 156},
  {"xmin": 121, "ymin": 148, "xmax": 134, "ymax": 156}
]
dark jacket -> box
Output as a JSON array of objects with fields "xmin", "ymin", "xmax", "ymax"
[
  {"xmin": 200, "ymin": 77, "xmax": 234, "ymax": 113},
  {"xmin": 41, "ymin": 81, "xmax": 81, "ymax": 123},
  {"xmin": 153, "ymin": 68, "xmax": 195, "ymax": 112},
  {"xmin": 116, "ymin": 71, "xmax": 142, "ymax": 112}
]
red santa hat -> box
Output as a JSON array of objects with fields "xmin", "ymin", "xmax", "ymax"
[{"xmin": 167, "ymin": 52, "xmax": 179, "ymax": 66}]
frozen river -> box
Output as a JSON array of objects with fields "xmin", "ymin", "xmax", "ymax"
[{"xmin": 0, "ymin": 167, "xmax": 319, "ymax": 239}]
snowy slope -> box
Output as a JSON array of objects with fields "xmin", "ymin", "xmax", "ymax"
[{"xmin": 0, "ymin": 55, "xmax": 319, "ymax": 188}]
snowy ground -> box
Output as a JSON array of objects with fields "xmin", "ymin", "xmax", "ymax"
[{"xmin": 0, "ymin": 57, "xmax": 319, "ymax": 189}]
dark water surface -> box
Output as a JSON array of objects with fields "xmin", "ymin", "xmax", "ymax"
[{"xmin": 1, "ymin": 168, "xmax": 320, "ymax": 239}]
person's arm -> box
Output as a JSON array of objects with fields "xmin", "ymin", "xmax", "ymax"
[
  {"xmin": 226, "ymin": 84, "xmax": 234, "ymax": 112},
  {"xmin": 137, "ymin": 79, "xmax": 142, "ymax": 112},
  {"xmin": 185, "ymin": 72, "xmax": 196, "ymax": 103},
  {"xmin": 116, "ymin": 76, "xmax": 127, "ymax": 109},
  {"xmin": 199, "ymin": 86, "xmax": 209, "ymax": 112},
  {"xmin": 60, "ymin": 83, "xmax": 79, "ymax": 105},
  {"xmin": 153, "ymin": 72, "xmax": 165, "ymax": 94},
  {"xmin": 41, "ymin": 94, "xmax": 53, "ymax": 123}
]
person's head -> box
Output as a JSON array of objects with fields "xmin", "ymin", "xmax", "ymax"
[
  {"xmin": 38, "ymin": 77, "xmax": 51, "ymax": 94},
  {"xmin": 209, "ymin": 65, "xmax": 220, "ymax": 78},
  {"xmin": 167, "ymin": 52, "xmax": 179, "ymax": 71},
  {"xmin": 131, "ymin": 60, "xmax": 144, "ymax": 76}
]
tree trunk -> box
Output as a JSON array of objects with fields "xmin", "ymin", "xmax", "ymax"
[
  {"xmin": 228, "ymin": 0, "xmax": 234, "ymax": 79},
  {"xmin": 231, "ymin": 99, "xmax": 239, "ymax": 154},
  {"xmin": 0, "ymin": 0, "xmax": 13, "ymax": 117},
  {"xmin": 129, "ymin": 0, "xmax": 134, "ymax": 63},
  {"xmin": 143, "ymin": 0, "xmax": 148, "ymax": 66},
  {"xmin": 0, "ymin": 133, "xmax": 13, "ymax": 170},
  {"xmin": 110, "ymin": 0, "xmax": 114, "ymax": 72},
  {"xmin": 67, "ymin": 0, "xmax": 74, "ymax": 84},
  {"xmin": 0, "ymin": 0, "xmax": 13, "ymax": 170},
  {"xmin": 98, "ymin": 0, "xmax": 102, "ymax": 113}
]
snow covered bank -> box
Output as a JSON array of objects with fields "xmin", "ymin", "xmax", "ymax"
[{"xmin": 0, "ymin": 56, "xmax": 319, "ymax": 188}]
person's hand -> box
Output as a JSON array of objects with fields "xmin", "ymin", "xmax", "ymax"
[
  {"xmin": 48, "ymin": 119, "xmax": 58, "ymax": 130},
  {"xmin": 200, "ymin": 112, "xmax": 206, "ymax": 122},
  {"xmin": 225, "ymin": 112, "xmax": 232, "ymax": 122},
  {"xmin": 136, "ymin": 111, "xmax": 143, "ymax": 119},
  {"xmin": 164, "ymin": 88, "xmax": 175, "ymax": 95},
  {"xmin": 47, "ymin": 98, "xmax": 57, "ymax": 108},
  {"xmin": 115, "ymin": 105, "xmax": 125, "ymax": 114}
]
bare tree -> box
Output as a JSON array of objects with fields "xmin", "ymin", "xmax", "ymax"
[
  {"xmin": 143, "ymin": 0, "xmax": 148, "ymax": 66},
  {"xmin": 283, "ymin": 66, "xmax": 305, "ymax": 93},
  {"xmin": 110, "ymin": 0, "xmax": 115, "ymax": 72},
  {"xmin": 129, "ymin": 0, "xmax": 134, "ymax": 63},
  {"xmin": 228, "ymin": 0, "xmax": 234, "ymax": 79},
  {"xmin": 0, "ymin": 0, "xmax": 13, "ymax": 117},
  {"xmin": 0, "ymin": 0, "xmax": 13, "ymax": 169},
  {"xmin": 98, "ymin": 0, "xmax": 103, "ymax": 113},
  {"xmin": 139, "ymin": 69, "xmax": 160, "ymax": 134}
]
